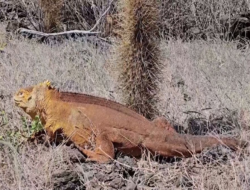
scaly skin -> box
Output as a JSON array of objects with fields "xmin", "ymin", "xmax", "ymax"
[{"xmin": 14, "ymin": 81, "xmax": 247, "ymax": 163}]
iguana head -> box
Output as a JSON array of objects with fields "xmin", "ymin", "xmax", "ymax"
[{"xmin": 14, "ymin": 80, "xmax": 54, "ymax": 117}]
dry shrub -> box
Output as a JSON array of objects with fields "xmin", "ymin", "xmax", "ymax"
[
  {"xmin": 63, "ymin": 0, "xmax": 116, "ymax": 33},
  {"xmin": 40, "ymin": 0, "xmax": 63, "ymax": 32},
  {"xmin": 116, "ymin": 0, "xmax": 162, "ymax": 119},
  {"xmin": 2, "ymin": 0, "xmax": 249, "ymax": 39},
  {"xmin": 160, "ymin": 0, "xmax": 249, "ymax": 39},
  {"xmin": 3, "ymin": 0, "xmax": 114, "ymax": 34}
]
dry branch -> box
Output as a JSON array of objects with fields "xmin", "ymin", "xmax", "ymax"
[
  {"xmin": 89, "ymin": 0, "xmax": 114, "ymax": 32},
  {"xmin": 17, "ymin": 28, "xmax": 100, "ymax": 37}
]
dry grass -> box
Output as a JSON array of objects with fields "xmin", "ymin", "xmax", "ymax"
[
  {"xmin": 1, "ymin": 25, "xmax": 250, "ymax": 189},
  {"xmin": 159, "ymin": 39, "xmax": 250, "ymax": 127},
  {"xmin": 160, "ymin": 0, "xmax": 249, "ymax": 39}
]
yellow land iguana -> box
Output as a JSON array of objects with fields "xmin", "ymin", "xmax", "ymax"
[{"xmin": 14, "ymin": 81, "xmax": 248, "ymax": 163}]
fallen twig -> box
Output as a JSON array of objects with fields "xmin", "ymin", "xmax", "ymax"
[{"xmin": 17, "ymin": 28, "xmax": 100, "ymax": 37}]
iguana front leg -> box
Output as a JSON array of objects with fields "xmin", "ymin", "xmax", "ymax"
[
  {"xmin": 77, "ymin": 133, "xmax": 115, "ymax": 163},
  {"xmin": 44, "ymin": 123, "xmax": 60, "ymax": 142}
]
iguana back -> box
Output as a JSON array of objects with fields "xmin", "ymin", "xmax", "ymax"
[{"xmin": 59, "ymin": 91, "xmax": 146, "ymax": 121}]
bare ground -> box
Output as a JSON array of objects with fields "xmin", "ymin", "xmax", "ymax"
[{"xmin": 0, "ymin": 24, "xmax": 250, "ymax": 189}]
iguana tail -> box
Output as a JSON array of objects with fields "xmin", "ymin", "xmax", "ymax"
[{"xmin": 143, "ymin": 134, "xmax": 248, "ymax": 157}]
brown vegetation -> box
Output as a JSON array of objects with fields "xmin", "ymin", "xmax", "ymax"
[{"xmin": 40, "ymin": 0, "xmax": 63, "ymax": 32}]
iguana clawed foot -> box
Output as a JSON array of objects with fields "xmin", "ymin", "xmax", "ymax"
[
  {"xmin": 75, "ymin": 134, "xmax": 115, "ymax": 163},
  {"xmin": 76, "ymin": 145, "xmax": 113, "ymax": 163}
]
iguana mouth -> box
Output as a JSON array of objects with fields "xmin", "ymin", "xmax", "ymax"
[
  {"xmin": 13, "ymin": 99, "xmax": 23, "ymax": 106},
  {"xmin": 14, "ymin": 99, "xmax": 21, "ymax": 103},
  {"xmin": 14, "ymin": 102, "xmax": 21, "ymax": 107}
]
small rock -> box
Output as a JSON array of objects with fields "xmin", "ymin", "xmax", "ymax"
[{"xmin": 126, "ymin": 180, "xmax": 137, "ymax": 190}]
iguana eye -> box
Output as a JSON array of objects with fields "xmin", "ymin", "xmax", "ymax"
[{"xmin": 18, "ymin": 92, "xmax": 23, "ymax": 96}]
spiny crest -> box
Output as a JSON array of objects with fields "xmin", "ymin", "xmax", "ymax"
[
  {"xmin": 38, "ymin": 80, "xmax": 55, "ymax": 89},
  {"xmin": 44, "ymin": 80, "xmax": 51, "ymax": 87}
]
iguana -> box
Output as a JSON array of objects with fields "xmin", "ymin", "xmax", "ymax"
[{"xmin": 14, "ymin": 81, "xmax": 247, "ymax": 163}]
